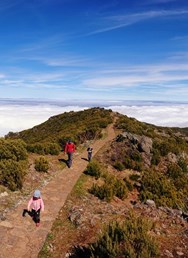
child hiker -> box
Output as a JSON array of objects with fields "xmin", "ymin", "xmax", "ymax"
[
  {"xmin": 27, "ymin": 189, "xmax": 44, "ymax": 227},
  {"xmin": 87, "ymin": 147, "xmax": 93, "ymax": 162}
]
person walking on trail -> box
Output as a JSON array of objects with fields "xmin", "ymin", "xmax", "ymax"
[
  {"xmin": 64, "ymin": 139, "xmax": 76, "ymax": 168},
  {"xmin": 27, "ymin": 189, "xmax": 44, "ymax": 227},
  {"xmin": 87, "ymin": 147, "xmax": 93, "ymax": 162}
]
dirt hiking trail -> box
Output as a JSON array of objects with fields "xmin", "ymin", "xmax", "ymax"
[{"xmin": 0, "ymin": 123, "xmax": 116, "ymax": 258}]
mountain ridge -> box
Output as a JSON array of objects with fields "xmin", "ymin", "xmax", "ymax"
[{"xmin": 0, "ymin": 107, "xmax": 188, "ymax": 257}]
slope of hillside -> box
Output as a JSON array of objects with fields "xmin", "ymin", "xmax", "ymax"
[
  {"xmin": 38, "ymin": 111, "xmax": 188, "ymax": 258},
  {"xmin": 6, "ymin": 108, "xmax": 113, "ymax": 145},
  {"xmin": 0, "ymin": 121, "xmax": 116, "ymax": 258},
  {"xmin": 0, "ymin": 108, "xmax": 188, "ymax": 258}
]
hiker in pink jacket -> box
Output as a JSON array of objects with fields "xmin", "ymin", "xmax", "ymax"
[{"xmin": 27, "ymin": 189, "xmax": 44, "ymax": 227}]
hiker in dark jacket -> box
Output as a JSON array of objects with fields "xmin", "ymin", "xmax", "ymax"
[
  {"xmin": 87, "ymin": 147, "xmax": 93, "ymax": 162},
  {"xmin": 64, "ymin": 140, "xmax": 76, "ymax": 167}
]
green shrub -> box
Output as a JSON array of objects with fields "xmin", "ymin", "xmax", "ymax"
[
  {"xmin": 113, "ymin": 161, "xmax": 125, "ymax": 171},
  {"xmin": 89, "ymin": 213, "xmax": 159, "ymax": 258},
  {"xmin": 98, "ymin": 120, "xmax": 109, "ymax": 128},
  {"xmin": 114, "ymin": 178, "xmax": 128, "ymax": 200},
  {"xmin": 44, "ymin": 143, "xmax": 61, "ymax": 155},
  {"xmin": 124, "ymin": 156, "xmax": 135, "ymax": 169},
  {"xmin": 155, "ymin": 142, "xmax": 171, "ymax": 156},
  {"xmin": 151, "ymin": 149, "xmax": 160, "ymax": 165},
  {"xmin": 123, "ymin": 178, "xmax": 134, "ymax": 191},
  {"xmin": 89, "ymin": 175, "xmax": 128, "ymax": 202},
  {"xmin": 134, "ymin": 162, "xmax": 143, "ymax": 171},
  {"xmin": 84, "ymin": 161, "xmax": 102, "ymax": 179},
  {"xmin": 0, "ymin": 139, "xmax": 28, "ymax": 161},
  {"xmin": 173, "ymin": 175, "xmax": 188, "ymax": 192},
  {"xmin": 27, "ymin": 143, "xmax": 45, "ymax": 155},
  {"xmin": 89, "ymin": 183, "xmax": 114, "ymax": 202},
  {"xmin": 178, "ymin": 158, "xmax": 188, "ymax": 173},
  {"xmin": 131, "ymin": 151, "xmax": 142, "ymax": 162},
  {"xmin": 129, "ymin": 173, "xmax": 141, "ymax": 181},
  {"xmin": 0, "ymin": 160, "xmax": 26, "ymax": 191},
  {"xmin": 167, "ymin": 163, "xmax": 183, "ymax": 180},
  {"xmin": 153, "ymin": 139, "xmax": 180, "ymax": 157},
  {"xmin": 139, "ymin": 170, "xmax": 184, "ymax": 209},
  {"xmin": 34, "ymin": 156, "xmax": 49, "ymax": 172},
  {"xmin": 27, "ymin": 142, "xmax": 61, "ymax": 155},
  {"xmin": 123, "ymin": 156, "xmax": 143, "ymax": 171}
]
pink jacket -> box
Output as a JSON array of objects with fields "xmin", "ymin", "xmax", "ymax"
[{"xmin": 27, "ymin": 197, "xmax": 44, "ymax": 211}]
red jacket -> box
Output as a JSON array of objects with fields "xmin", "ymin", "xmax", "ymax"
[{"xmin": 65, "ymin": 142, "xmax": 76, "ymax": 153}]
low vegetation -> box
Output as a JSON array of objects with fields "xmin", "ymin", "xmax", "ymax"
[
  {"xmin": 139, "ymin": 169, "xmax": 185, "ymax": 210},
  {"xmin": 6, "ymin": 108, "xmax": 113, "ymax": 150},
  {"xmin": 1, "ymin": 108, "xmax": 113, "ymax": 191},
  {"xmin": 85, "ymin": 160, "xmax": 128, "ymax": 202},
  {"xmin": 0, "ymin": 138, "xmax": 28, "ymax": 191},
  {"xmin": 34, "ymin": 156, "xmax": 49, "ymax": 172},
  {"xmin": 114, "ymin": 114, "xmax": 188, "ymax": 212},
  {"xmin": 27, "ymin": 142, "xmax": 61, "ymax": 155},
  {"xmin": 87, "ymin": 213, "xmax": 159, "ymax": 258}
]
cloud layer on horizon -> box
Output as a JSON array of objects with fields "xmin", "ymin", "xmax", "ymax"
[
  {"xmin": 108, "ymin": 105, "xmax": 188, "ymax": 128},
  {"xmin": 0, "ymin": 103, "xmax": 188, "ymax": 137}
]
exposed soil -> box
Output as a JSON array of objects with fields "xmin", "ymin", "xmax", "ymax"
[{"xmin": 39, "ymin": 187, "xmax": 188, "ymax": 258}]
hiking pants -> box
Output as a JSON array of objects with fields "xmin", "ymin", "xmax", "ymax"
[
  {"xmin": 67, "ymin": 152, "xmax": 73, "ymax": 167},
  {"xmin": 31, "ymin": 209, "xmax": 41, "ymax": 223},
  {"xmin": 88, "ymin": 152, "xmax": 92, "ymax": 161}
]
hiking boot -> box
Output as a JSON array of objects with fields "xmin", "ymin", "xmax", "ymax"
[{"xmin": 22, "ymin": 210, "xmax": 27, "ymax": 217}]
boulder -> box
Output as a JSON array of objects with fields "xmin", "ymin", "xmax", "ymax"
[
  {"xmin": 146, "ymin": 199, "xmax": 156, "ymax": 208},
  {"xmin": 117, "ymin": 132, "xmax": 153, "ymax": 155},
  {"xmin": 138, "ymin": 136, "xmax": 153, "ymax": 154}
]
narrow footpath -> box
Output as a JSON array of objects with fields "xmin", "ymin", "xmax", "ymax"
[{"xmin": 0, "ymin": 123, "xmax": 116, "ymax": 258}]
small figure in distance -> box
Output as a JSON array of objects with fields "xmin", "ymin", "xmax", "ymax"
[
  {"xmin": 64, "ymin": 139, "xmax": 76, "ymax": 168},
  {"xmin": 24, "ymin": 189, "xmax": 44, "ymax": 227},
  {"xmin": 87, "ymin": 147, "xmax": 93, "ymax": 162}
]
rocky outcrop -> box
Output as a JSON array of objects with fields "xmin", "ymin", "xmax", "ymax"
[
  {"xmin": 138, "ymin": 136, "xmax": 153, "ymax": 154},
  {"xmin": 167, "ymin": 153, "xmax": 178, "ymax": 163},
  {"xmin": 116, "ymin": 132, "xmax": 152, "ymax": 154},
  {"xmin": 116, "ymin": 132, "xmax": 153, "ymax": 167}
]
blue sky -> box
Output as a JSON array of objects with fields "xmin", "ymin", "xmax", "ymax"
[{"xmin": 0, "ymin": 0, "xmax": 188, "ymax": 102}]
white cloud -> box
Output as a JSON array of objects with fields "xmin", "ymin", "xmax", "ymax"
[
  {"xmin": 0, "ymin": 104, "xmax": 88, "ymax": 137},
  {"xmin": 107, "ymin": 105, "xmax": 188, "ymax": 128},
  {"xmin": 0, "ymin": 73, "xmax": 5, "ymax": 78},
  {"xmin": 0, "ymin": 59, "xmax": 188, "ymax": 103},
  {"xmin": 0, "ymin": 103, "xmax": 188, "ymax": 137},
  {"xmin": 83, "ymin": 73, "xmax": 188, "ymax": 88},
  {"xmin": 89, "ymin": 9, "xmax": 188, "ymax": 35},
  {"xmin": 81, "ymin": 62, "xmax": 188, "ymax": 97}
]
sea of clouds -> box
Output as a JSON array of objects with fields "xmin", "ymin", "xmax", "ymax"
[{"xmin": 0, "ymin": 99, "xmax": 188, "ymax": 137}]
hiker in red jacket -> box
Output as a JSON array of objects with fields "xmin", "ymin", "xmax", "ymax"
[{"xmin": 64, "ymin": 139, "xmax": 76, "ymax": 168}]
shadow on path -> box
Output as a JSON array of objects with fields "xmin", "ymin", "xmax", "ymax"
[
  {"xmin": 58, "ymin": 158, "xmax": 67, "ymax": 164},
  {"xmin": 81, "ymin": 157, "xmax": 89, "ymax": 162},
  {"xmin": 59, "ymin": 158, "xmax": 70, "ymax": 168}
]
